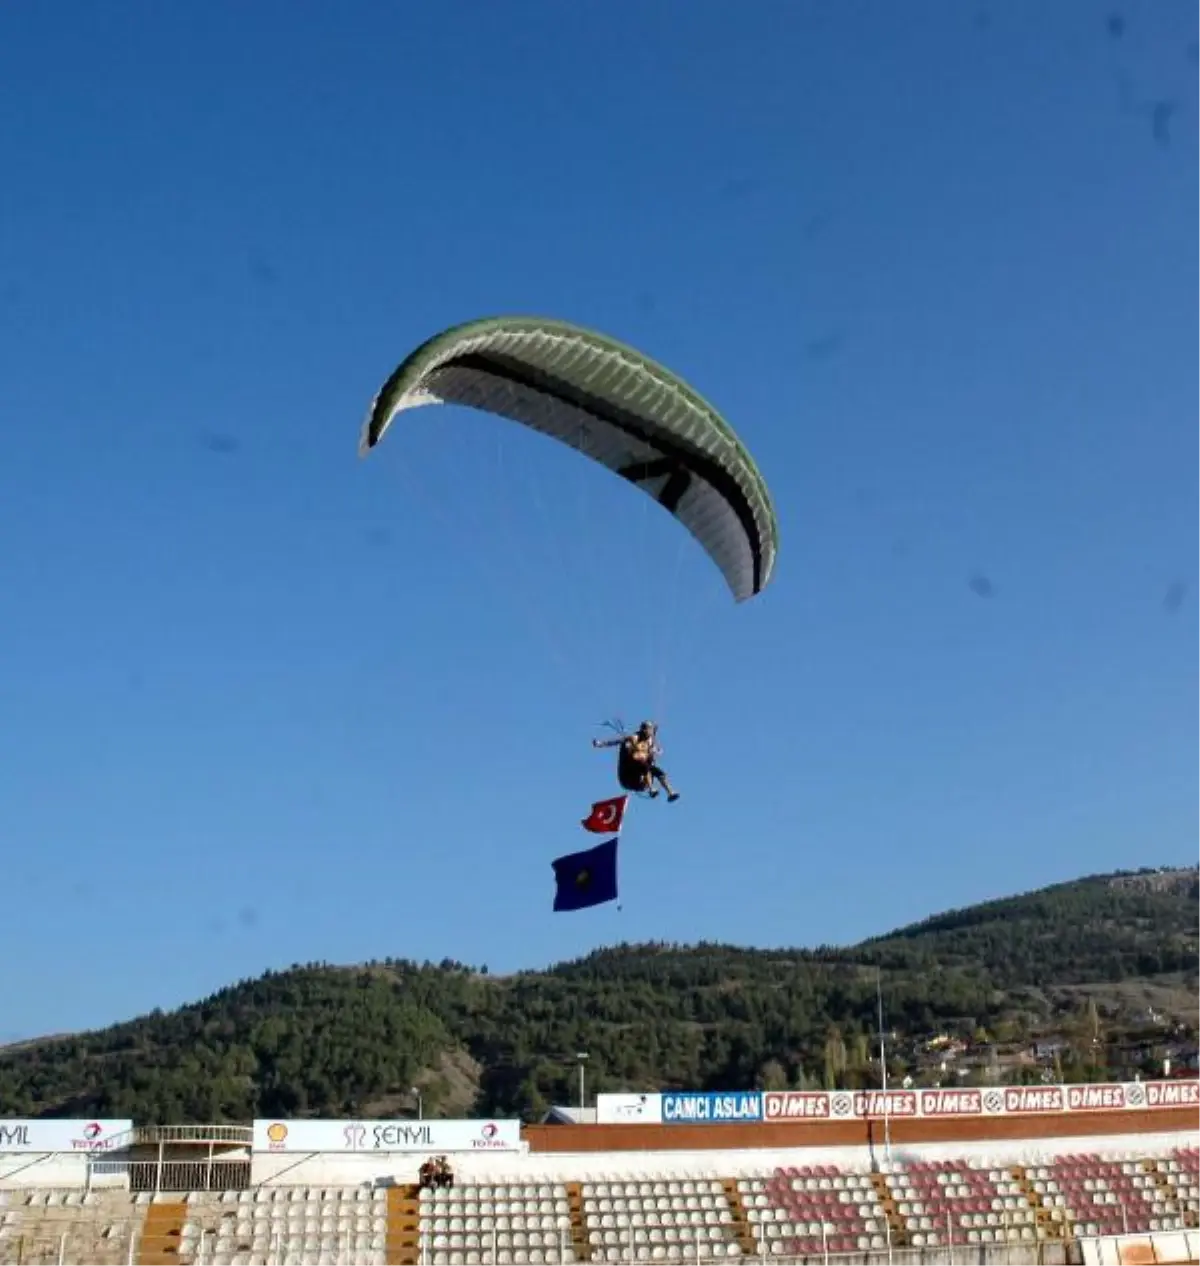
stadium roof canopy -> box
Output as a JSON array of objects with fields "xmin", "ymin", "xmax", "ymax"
[{"xmin": 541, "ymin": 1106, "xmax": 597, "ymax": 1126}]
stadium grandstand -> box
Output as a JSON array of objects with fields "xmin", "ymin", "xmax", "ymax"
[{"xmin": 0, "ymin": 1080, "xmax": 1196, "ymax": 1266}]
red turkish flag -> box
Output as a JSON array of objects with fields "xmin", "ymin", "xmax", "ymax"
[{"xmin": 581, "ymin": 795, "xmax": 629, "ymax": 835}]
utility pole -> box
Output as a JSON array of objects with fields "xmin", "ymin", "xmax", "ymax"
[
  {"xmin": 576, "ymin": 1052, "xmax": 589, "ymax": 1111},
  {"xmin": 877, "ymin": 966, "xmax": 892, "ymax": 1162}
]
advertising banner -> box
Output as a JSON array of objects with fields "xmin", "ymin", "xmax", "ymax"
[
  {"xmin": 252, "ymin": 1118, "xmax": 521, "ymax": 1154},
  {"xmin": 0, "ymin": 1120, "xmax": 133, "ymax": 1153},
  {"xmin": 1134, "ymin": 1080, "xmax": 1199, "ymax": 1110},
  {"xmin": 595, "ymin": 1094, "xmax": 663, "ymax": 1124},
  {"xmin": 661, "ymin": 1092, "xmax": 762, "ymax": 1124},
  {"xmin": 760, "ymin": 1080, "xmax": 1199, "ymax": 1121}
]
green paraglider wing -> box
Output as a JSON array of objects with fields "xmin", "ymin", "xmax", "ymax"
[{"xmin": 359, "ymin": 316, "xmax": 778, "ymax": 602}]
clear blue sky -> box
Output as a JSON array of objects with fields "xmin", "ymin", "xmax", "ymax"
[{"xmin": 0, "ymin": 1, "xmax": 1195, "ymax": 1042}]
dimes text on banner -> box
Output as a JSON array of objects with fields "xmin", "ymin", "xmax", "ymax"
[{"xmin": 758, "ymin": 1081, "xmax": 1199, "ymax": 1121}]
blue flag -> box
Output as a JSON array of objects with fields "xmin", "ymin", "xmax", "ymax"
[{"xmin": 552, "ymin": 838, "xmax": 619, "ymax": 912}]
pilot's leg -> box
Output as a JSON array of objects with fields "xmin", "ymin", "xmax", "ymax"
[{"xmin": 649, "ymin": 763, "xmax": 679, "ymax": 802}]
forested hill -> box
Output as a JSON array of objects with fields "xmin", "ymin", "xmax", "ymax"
[{"xmin": 1, "ymin": 866, "xmax": 1195, "ymax": 1124}]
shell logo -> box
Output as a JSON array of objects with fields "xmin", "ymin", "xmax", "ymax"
[{"xmin": 266, "ymin": 1123, "xmax": 289, "ymax": 1145}]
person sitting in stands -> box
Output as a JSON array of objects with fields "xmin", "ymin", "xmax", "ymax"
[
  {"xmin": 418, "ymin": 1158, "xmax": 436, "ymax": 1190},
  {"xmin": 435, "ymin": 1156, "xmax": 454, "ymax": 1188}
]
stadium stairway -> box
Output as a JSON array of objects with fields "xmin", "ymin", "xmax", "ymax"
[
  {"xmin": 137, "ymin": 1199, "xmax": 187, "ymax": 1265},
  {"xmin": 1148, "ymin": 1159, "xmax": 1175, "ymax": 1215},
  {"xmin": 1010, "ymin": 1163, "xmax": 1068, "ymax": 1244},
  {"xmin": 869, "ymin": 1169, "xmax": 910, "ymax": 1247},
  {"xmin": 565, "ymin": 1181, "xmax": 591, "ymax": 1261},
  {"xmin": 719, "ymin": 1177, "xmax": 757, "ymax": 1257},
  {"xmin": 1147, "ymin": 1156, "xmax": 1198, "ymax": 1227},
  {"xmin": 386, "ymin": 1183, "xmax": 421, "ymax": 1265}
]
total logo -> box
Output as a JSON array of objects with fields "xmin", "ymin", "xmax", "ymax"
[
  {"xmin": 472, "ymin": 1122, "xmax": 506, "ymax": 1150},
  {"xmin": 71, "ymin": 1122, "xmax": 117, "ymax": 1151}
]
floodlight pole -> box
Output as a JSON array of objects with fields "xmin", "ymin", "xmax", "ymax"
[
  {"xmin": 877, "ymin": 966, "xmax": 892, "ymax": 1162},
  {"xmin": 577, "ymin": 1052, "xmax": 589, "ymax": 1110}
]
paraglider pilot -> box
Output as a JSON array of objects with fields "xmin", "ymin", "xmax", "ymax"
[{"xmin": 593, "ymin": 721, "xmax": 680, "ymax": 802}]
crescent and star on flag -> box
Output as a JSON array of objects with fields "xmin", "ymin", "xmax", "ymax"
[
  {"xmin": 581, "ymin": 795, "xmax": 629, "ymax": 834},
  {"xmin": 550, "ymin": 795, "xmax": 630, "ymax": 913}
]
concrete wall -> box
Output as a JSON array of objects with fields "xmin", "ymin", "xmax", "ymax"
[
  {"xmin": 3, "ymin": 1109, "xmax": 1195, "ymax": 1193},
  {"xmin": 763, "ymin": 1249, "xmax": 1075, "ymax": 1266},
  {"xmin": 0, "ymin": 1154, "xmax": 130, "ymax": 1190},
  {"xmin": 244, "ymin": 1127, "xmax": 1197, "ymax": 1188},
  {"xmin": 522, "ymin": 1107, "xmax": 1199, "ymax": 1154},
  {"xmin": 1080, "ymin": 1230, "xmax": 1200, "ymax": 1265}
]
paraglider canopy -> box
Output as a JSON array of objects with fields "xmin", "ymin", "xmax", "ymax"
[{"xmin": 360, "ymin": 315, "xmax": 779, "ymax": 602}]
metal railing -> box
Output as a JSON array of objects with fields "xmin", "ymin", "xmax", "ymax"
[
  {"xmin": 131, "ymin": 1125, "xmax": 253, "ymax": 1148},
  {"xmin": 87, "ymin": 1158, "xmax": 251, "ymax": 1192},
  {"xmin": 0, "ymin": 1235, "xmax": 1083, "ymax": 1266}
]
